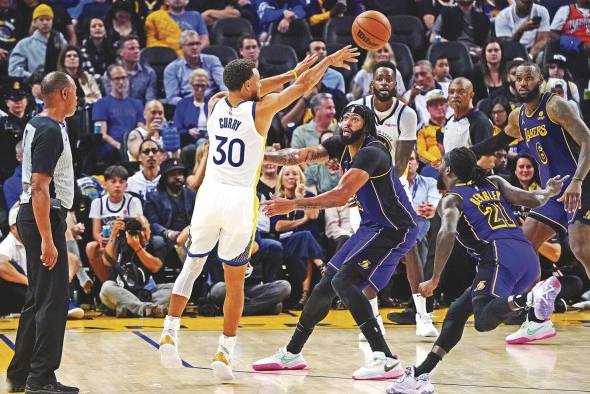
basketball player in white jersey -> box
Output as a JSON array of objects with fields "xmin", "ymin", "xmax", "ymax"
[
  {"xmin": 348, "ymin": 61, "xmax": 437, "ymax": 340},
  {"xmin": 158, "ymin": 47, "xmax": 359, "ymax": 379}
]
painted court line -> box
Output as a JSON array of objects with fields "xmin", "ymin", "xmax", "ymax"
[{"xmin": 131, "ymin": 330, "xmax": 590, "ymax": 392}]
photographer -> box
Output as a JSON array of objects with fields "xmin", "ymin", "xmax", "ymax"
[{"xmin": 99, "ymin": 215, "xmax": 172, "ymax": 317}]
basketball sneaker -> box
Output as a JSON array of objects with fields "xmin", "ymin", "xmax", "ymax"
[
  {"xmin": 415, "ymin": 313, "xmax": 438, "ymax": 337},
  {"xmin": 67, "ymin": 299, "xmax": 84, "ymax": 320},
  {"xmin": 252, "ymin": 347, "xmax": 307, "ymax": 371},
  {"xmin": 386, "ymin": 367, "xmax": 435, "ymax": 394},
  {"xmin": 505, "ymin": 320, "xmax": 556, "ymax": 344},
  {"xmin": 530, "ymin": 276, "xmax": 561, "ymax": 321},
  {"xmin": 358, "ymin": 314, "xmax": 386, "ymax": 342},
  {"xmin": 352, "ymin": 351, "xmax": 403, "ymax": 380},
  {"xmin": 211, "ymin": 335, "xmax": 236, "ymax": 380},
  {"xmin": 159, "ymin": 316, "xmax": 182, "ymax": 368}
]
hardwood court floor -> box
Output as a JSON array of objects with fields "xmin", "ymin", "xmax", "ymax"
[{"xmin": 1, "ymin": 309, "xmax": 589, "ymax": 394}]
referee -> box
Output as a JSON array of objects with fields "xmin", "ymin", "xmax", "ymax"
[{"xmin": 6, "ymin": 72, "xmax": 78, "ymax": 394}]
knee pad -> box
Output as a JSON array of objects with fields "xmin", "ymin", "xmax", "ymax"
[{"xmin": 172, "ymin": 255, "xmax": 207, "ymax": 298}]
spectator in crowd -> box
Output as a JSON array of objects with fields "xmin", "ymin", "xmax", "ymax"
[
  {"xmin": 210, "ymin": 244, "xmax": 291, "ymax": 315},
  {"xmin": 125, "ymin": 100, "xmax": 166, "ymax": 161},
  {"xmin": 305, "ymin": 130, "xmax": 341, "ymax": 195},
  {"xmin": 305, "ymin": 0, "xmax": 347, "ymax": 36},
  {"xmin": 164, "ymin": 30, "xmax": 225, "ymax": 105},
  {"xmin": 0, "ymin": 0, "xmax": 17, "ymax": 75},
  {"xmin": 491, "ymin": 149, "xmax": 510, "ymax": 178},
  {"xmin": 502, "ymin": 57, "xmax": 526, "ymax": 109},
  {"xmin": 495, "ymin": 0, "xmax": 550, "ymax": 59},
  {"xmin": 105, "ymin": 0, "xmax": 146, "ymax": 45},
  {"xmin": 471, "ymin": 39, "xmax": 507, "ymax": 104},
  {"xmin": 508, "ymin": 153, "xmax": 541, "ymax": 220},
  {"xmin": 403, "ymin": 60, "xmax": 450, "ymax": 126},
  {"xmin": 8, "ymin": 4, "xmax": 67, "ymax": 77},
  {"xmin": 443, "ymin": 77, "xmax": 493, "ymax": 153},
  {"xmin": 430, "ymin": 0, "xmax": 490, "ymax": 58},
  {"xmin": 486, "ymin": 96, "xmax": 513, "ymax": 142},
  {"xmin": 543, "ymin": 53, "xmax": 580, "ymax": 104},
  {"xmin": 416, "ymin": 89, "xmax": 446, "ymax": 167},
  {"xmin": 271, "ymin": 165, "xmax": 325, "ymax": 309},
  {"xmin": 127, "ymin": 138, "xmax": 162, "ymax": 199},
  {"xmin": 144, "ymin": 157, "xmax": 196, "ymax": 272},
  {"xmin": 432, "ymin": 56, "xmax": 451, "ymax": 87},
  {"xmin": 173, "ymin": 68, "xmax": 209, "ymax": 147},
  {"xmin": 80, "ymin": 17, "xmax": 117, "ymax": 82},
  {"xmin": 0, "ymin": 82, "xmax": 31, "ymax": 183},
  {"xmin": 290, "ymin": 93, "xmax": 338, "ymax": 151},
  {"xmin": 352, "ymin": 43, "xmax": 406, "ymax": 100},
  {"xmin": 256, "ymin": 0, "xmax": 307, "ymax": 34},
  {"xmin": 306, "ymin": 39, "xmax": 346, "ymax": 93},
  {"xmin": 146, "ymin": 0, "xmax": 209, "ymax": 55},
  {"xmin": 186, "ymin": 141, "xmax": 208, "ymax": 191},
  {"xmin": 100, "ymin": 215, "xmax": 172, "ymax": 317},
  {"xmin": 103, "ymin": 35, "xmax": 157, "ymax": 103},
  {"xmin": 57, "ymin": 45, "xmax": 102, "ymax": 105},
  {"xmin": 238, "ymin": 34, "xmax": 260, "ymax": 68},
  {"xmin": 198, "ymin": 0, "xmax": 241, "ymax": 26},
  {"xmin": 86, "ymin": 165, "xmax": 144, "ymax": 283},
  {"xmin": 93, "ymin": 64, "xmax": 145, "ymax": 166},
  {"xmin": 15, "ymin": 0, "xmax": 76, "ymax": 44},
  {"xmin": 324, "ymin": 202, "xmax": 352, "ymax": 253},
  {"xmin": 415, "ymin": 0, "xmax": 442, "ymax": 30},
  {"xmin": 477, "ymin": 0, "xmax": 510, "ymax": 21},
  {"xmin": 3, "ymin": 142, "xmax": 23, "ymax": 210},
  {"xmin": 545, "ymin": 77, "xmax": 581, "ymax": 115}
]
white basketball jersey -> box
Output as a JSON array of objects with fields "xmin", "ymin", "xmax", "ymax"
[
  {"xmin": 348, "ymin": 95, "xmax": 417, "ymax": 161},
  {"xmin": 204, "ymin": 98, "xmax": 265, "ymax": 188}
]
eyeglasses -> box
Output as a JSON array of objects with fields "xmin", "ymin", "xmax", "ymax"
[
  {"xmin": 111, "ymin": 75, "xmax": 128, "ymax": 81},
  {"xmin": 192, "ymin": 83, "xmax": 207, "ymax": 89},
  {"xmin": 142, "ymin": 148, "xmax": 159, "ymax": 155}
]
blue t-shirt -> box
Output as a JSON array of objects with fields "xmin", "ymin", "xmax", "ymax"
[
  {"xmin": 92, "ymin": 95, "xmax": 144, "ymax": 143},
  {"xmin": 170, "ymin": 11, "xmax": 208, "ymax": 36}
]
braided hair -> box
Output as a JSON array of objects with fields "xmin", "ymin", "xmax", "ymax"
[
  {"xmin": 340, "ymin": 104, "xmax": 377, "ymax": 138},
  {"xmin": 445, "ymin": 147, "xmax": 489, "ymax": 184}
]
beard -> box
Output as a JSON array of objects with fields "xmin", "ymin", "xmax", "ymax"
[
  {"xmin": 437, "ymin": 173, "xmax": 447, "ymax": 192},
  {"xmin": 517, "ymin": 85, "xmax": 541, "ymax": 103},
  {"xmin": 167, "ymin": 180, "xmax": 184, "ymax": 193},
  {"xmin": 374, "ymin": 88, "xmax": 395, "ymax": 102},
  {"xmin": 340, "ymin": 129, "xmax": 364, "ymax": 145}
]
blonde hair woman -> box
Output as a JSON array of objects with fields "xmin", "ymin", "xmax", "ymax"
[
  {"xmin": 272, "ymin": 165, "xmax": 325, "ymax": 310},
  {"xmin": 352, "ymin": 43, "xmax": 406, "ymax": 99}
]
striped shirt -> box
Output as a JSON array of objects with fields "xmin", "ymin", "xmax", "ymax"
[{"xmin": 20, "ymin": 116, "xmax": 75, "ymax": 209}]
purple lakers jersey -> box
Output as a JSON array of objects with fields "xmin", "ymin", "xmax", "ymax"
[
  {"xmin": 519, "ymin": 93, "xmax": 578, "ymax": 196},
  {"xmin": 449, "ymin": 179, "xmax": 529, "ymax": 261}
]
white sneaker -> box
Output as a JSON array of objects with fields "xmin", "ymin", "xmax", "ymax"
[
  {"xmin": 505, "ymin": 319, "xmax": 556, "ymax": 344},
  {"xmin": 415, "ymin": 313, "xmax": 438, "ymax": 337},
  {"xmin": 352, "ymin": 351, "xmax": 403, "ymax": 380},
  {"xmin": 67, "ymin": 299, "xmax": 84, "ymax": 320},
  {"xmin": 530, "ymin": 276, "xmax": 561, "ymax": 321},
  {"xmin": 252, "ymin": 347, "xmax": 307, "ymax": 371},
  {"xmin": 159, "ymin": 329, "xmax": 182, "ymax": 368},
  {"xmin": 386, "ymin": 367, "xmax": 435, "ymax": 394},
  {"xmin": 359, "ymin": 315, "xmax": 386, "ymax": 342},
  {"xmin": 212, "ymin": 336, "xmax": 236, "ymax": 380}
]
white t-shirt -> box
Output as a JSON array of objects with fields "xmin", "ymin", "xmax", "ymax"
[
  {"xmin": 551, "ymin": 5, "xmax": 590, "ymax": 31},
  {"xmin": 0, "ymin": 233, "xmax": 27, "ymax": 274},
  {"xmin": 194, "ymin": 101, "xmax": 207, "ymax": 131},
  {"xmin": 402, "ymin": 84, "xmax": 451, "ymax": 126},
  {"xmin": 495, "ymin": 4, "xmax": 550, "ymax": 49},
  {"xmin": 353, "ymin": 69, "xmax": 406, "ymax": 98},
  {"xmin": 89, "ymin": 193, "xmax": 143, "ymax": 227},
  {"xmin": 127, "ymin": 171, "xmax": 161, "ymax": 200}
]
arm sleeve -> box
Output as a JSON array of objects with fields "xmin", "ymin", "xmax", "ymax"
[
  {"xmin": 351, "ymin": 145, "xmax": 389, "ymax": 176},
  {"xmin": 7, "ymin": 43, "xmax": 30, "ymax": 78},
  {"xmin": 164, "ymin": 63, "xmax": 182, "ymax": 105},
  {"xmin": 550, "ymin": 6, "xmax": 569, "ymax": 31},
  {"xmin": 193, "ymin": 12, "xmax": 209, "ymax": 35},
  {"xmin": 493, "ymin": 10, "xmax": 512, "ymax": 38},
  {"xmin": 320, "ymin": 135, "xmax": 345, "ymax": 159},
  {"xmin": 31, "ymin": 126, "xmax": 63, "ymax": 176},
  {"xmin": 469, "ymin": 114, "xmax": 493, "ymax": 145},
  {"xmin": 416, "ymin": 128, "xmax": 439, "ymax": 163},
  {"xmin": 145, "ymin": 13, "xmax": 159, "ymax": 47},
  {"xmin": 398, "ymin": 106, "xmax": 418, "ymax": 141},
  {"xmin": 309, "ymin": 10, "xmax": 330, "ymax": 26}
]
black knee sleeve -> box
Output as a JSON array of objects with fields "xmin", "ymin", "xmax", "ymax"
[
  {"xmin": 298, "ymin": 272, "xmax": 337, "ymax": 329},
  {"xmin": 473, "ymin": 295, "xmax": 512, "ymax": 333},
  {"xmin": 434, "ymin": 289, "xmax": 473, "ymax": 352}
]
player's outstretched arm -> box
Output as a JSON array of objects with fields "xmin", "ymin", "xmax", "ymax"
[
  {"xmin": 259, "ymin": 54, "xmax": 318, "ymax": 97},
  {"xmin": 261, "ymin": 168, "xmax": 369, "ymax": 216},
  {"xmin": 418, "ymin": 194, "xmax": 461, "ymax": 297},
  {"xmin": 489, "ymin": 174, "xmax": 568, "ymax": 209},
  {"xmin": 263, "ymin": 145, "xmax": 330, "ymax": 166},
  {"xmin": 547, "ymin": 95, "xmax": 590, "ymax": 212},
  {"xmin": 470, "ymin": 108, "xmax": 521, "ymax": 157}
]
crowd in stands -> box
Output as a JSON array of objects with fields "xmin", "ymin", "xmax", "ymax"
[{"xmin": 2, "ymin": 0, "xmax": 590, "ymax": 320}]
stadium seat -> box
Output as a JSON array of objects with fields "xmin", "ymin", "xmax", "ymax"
[
  {"xmin": 500, "ymin": 41, "xmax": 528, "ymax": 62},
  {"xmin": 327, "ymin": 43, "xmax": 358, "ymax": 91},
  {"xmin": 259, "ymin": 45, "xmax": 299, "ymax": 78},
  {"xmin": 269, "ymin": 19, "xmax": 313, "ymax": 60},
  {"xmin": 324, "ymin": 16, "xmax": 355, "ymax": 47},
  {"xmin": 140, "ymin": 46, "xmax": 179, "ymax": 99},
  {"xmin": 426, "ymin": 42, "xmax": 473, "ymax": 78},
  {"xmin": 210, "ymin": 18, "xmax": 254, "ymax": 51},
  {"xmin": 366, "ymin": 0, "xmax": 404, "ymax": 15},
  {"xmin": 202, "ymin": 45, "xmax": 238, "ymax": 66},
  {"xmin": 389, "ymin": 15, "xmax": 426, "ymax": 57},
  {"xmin": 389, "ymin": 42, "xmax": 414, "ymax": 88}
]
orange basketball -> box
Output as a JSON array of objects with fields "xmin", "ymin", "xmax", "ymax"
[{"xmin": 352, "ymin": 10, "xmax": 391, "ymax": 51}]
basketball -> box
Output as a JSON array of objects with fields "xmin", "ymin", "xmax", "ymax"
[{"xmin": 352, "ymin": 10, "xmax": 391, "ymax": 51}]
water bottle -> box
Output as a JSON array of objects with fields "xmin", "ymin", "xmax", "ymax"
[
  {"xmin": 101, "ymin": 224, "xmax": 112, "ymax": 239},
  {"xmin": 162, "ymin": 120, "xmax": 180, "ymax": 152},
  {"xmin": 94, "ymin": 122, "xmax": 102, "ymax": 134}
]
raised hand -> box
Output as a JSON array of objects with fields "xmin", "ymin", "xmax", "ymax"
[
  {"xmin": 261, "ymin": 195, "xmax": 296, "ymax": 216},
  {"xmin": 328, "ymin": 45, "xmax": 360, "ymax": 70},
  {"xmin": 546, "ymin": 175, "xmax": 569, "ymax": 197},
  {"xmin": 293, "ymin": 54, "xmax": 319, "ymax": 77}
]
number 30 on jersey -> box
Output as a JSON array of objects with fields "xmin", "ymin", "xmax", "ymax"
[{"xmin": 212, "ymin": 136, "xmax": 245, "ymax": 167}]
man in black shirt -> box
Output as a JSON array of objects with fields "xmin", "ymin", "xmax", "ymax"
[{"xmin": 6, "ymin": 71, "xmax": 78, "ymax": 394}]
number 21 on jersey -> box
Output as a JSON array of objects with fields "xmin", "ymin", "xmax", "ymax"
[{"xmin": 212, "ymin": 136, "xmax": 245, "ymax": 167}]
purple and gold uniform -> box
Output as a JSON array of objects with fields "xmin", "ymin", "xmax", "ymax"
[
  {"xmin": 519, "ymin": 92, "xmax": 590, "ymax": 232},
  {"xmin": 321, "ymin": 135, "xmax": 419, "ymax": 291},
  {"xmin": 449, "ymin": 179, "xmax": 540, "ymax": 298}
]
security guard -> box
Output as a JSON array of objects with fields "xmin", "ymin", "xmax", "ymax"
[{"xmin": 0, "ymin": 80, "xmax": 31, "ymax": 182}]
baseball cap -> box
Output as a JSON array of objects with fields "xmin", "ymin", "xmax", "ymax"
[
  {"xmin": 4, "ymin": 80, "xmax": 28, "ymax": 101},
  {"xmin": 32, "ymin": 4, "xmax": 54, "ymax": 20},
  {"xmin": 551, "ymin": 54, "xmax": 567, "ymax": 67},
  {"xmin": 425, "ymin": 89, "xmax": 446, "ymax": 104}
]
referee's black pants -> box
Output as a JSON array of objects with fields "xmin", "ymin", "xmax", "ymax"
[{"xmin": 7, "ymin": 204, "xmax": 68, "ymax": 386}]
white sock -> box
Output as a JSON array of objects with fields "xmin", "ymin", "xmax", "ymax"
[
  {"xmin": 219, "ymin": 334, "xmax": 237, "ymax": 355},
  {"xmin": 413, "ymin": 294, "xmax": 427, "ymax": 316},
  {"xmin": 369, "ymin": 297, "xmax": 379, "ymax": 318},
  {"xmin": 164, "ymin": 315, "xmax": 180, "ymax": 331}
]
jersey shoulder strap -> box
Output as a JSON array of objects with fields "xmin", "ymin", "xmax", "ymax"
[{"xmin": 396, "ymin": 103, "xmax": 407, "ymax": 135}]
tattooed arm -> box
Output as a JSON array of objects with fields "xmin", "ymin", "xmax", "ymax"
[{"xmin": 263, "ymin": 144, "xmax": 330, "ymax": 166}]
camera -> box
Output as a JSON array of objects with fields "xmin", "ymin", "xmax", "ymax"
[{"xmin": 123, "ymin": 217, "xmax": 143, "ymax": 236}]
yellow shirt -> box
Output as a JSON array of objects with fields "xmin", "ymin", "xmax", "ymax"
[
  {"xmin": 416, "ymin": 122, "xmax": 443, "ymax": 164},
  {"xmin": 145, "ymin": 10, "xmax": 182, "ymax": 56}
]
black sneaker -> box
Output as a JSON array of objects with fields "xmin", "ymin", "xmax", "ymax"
[
  {"xmin": 25, "ymin": 381, "xmax": 79, "ymax": 394},
  {"xmin": 386, "ymin": 308, "xmax": 416, "ymax": 325},
  {"xmin": 7, "ymin": 381, "xmax": 25, "ymax": 393},
  {"xmin": 503, "ymin": 309, "xmax": 526, "ymax": 325}
]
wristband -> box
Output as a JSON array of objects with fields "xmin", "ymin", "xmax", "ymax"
[
  {"xmin": 134, "ymin": 247, "xmax": 143, "ymax": 254},
  {"xmin": 573, "ymin": 176, "xmax": 584, "ymax": 183},
  {"xmin": 291, "ymin": 69, "xmax": 298, "ymax": 79}
]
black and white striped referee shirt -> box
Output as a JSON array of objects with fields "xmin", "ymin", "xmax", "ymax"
[{"xmin": 19, "ymin": 116, "xmax": 75, "ymax": 209}]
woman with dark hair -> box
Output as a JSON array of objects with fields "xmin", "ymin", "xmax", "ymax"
[
  {"xmin": 57, "ymin": 45, "xmax": 102, "ymax": 105},
  {"xmin": 508, "ymin": 153, "xmax": 541, "ymax": 222},
  {"xmin": 471, "ymin": 39, "xmax": 506, "ymax": 104},
  {"xmin": 487, "ymin": 96, "xmax": 511, "ymax": 129},
  {"xmin": 80, "ymin": 17, "xmax": 117, "ymax": 81},
  {"xmin": 105, "ymin": 0, "xmax": 146, "ymax": 46}
]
